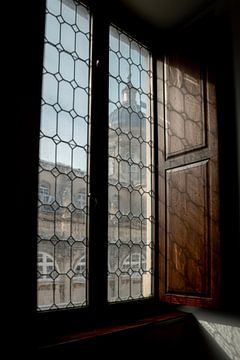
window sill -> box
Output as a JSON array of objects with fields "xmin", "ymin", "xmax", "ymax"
[{"xmin": 38, "ymin": 310, "xmax": 190, "ymax": 353}]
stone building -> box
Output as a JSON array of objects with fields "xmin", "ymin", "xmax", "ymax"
[{"xmin": 37, "ymin": 80, "xmax": 153, "ymax": 309}]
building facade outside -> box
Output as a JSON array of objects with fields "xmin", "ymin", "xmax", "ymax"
[{"xmin": 38, "ymin": 80, "xmax": 154, "ymax": 309}]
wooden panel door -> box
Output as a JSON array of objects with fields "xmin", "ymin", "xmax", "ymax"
[{"xmin": 157, "ymin": 52, "xmax": 220, "ymax": 307}]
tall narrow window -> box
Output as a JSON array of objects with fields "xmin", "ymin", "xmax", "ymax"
[
  {"xmin": 37, "ymin": 0, "xmax": 91, "ymax": 310},
  {"xmin": 108, "ymin": 26, "xmax": 154, "ymax": 302}
]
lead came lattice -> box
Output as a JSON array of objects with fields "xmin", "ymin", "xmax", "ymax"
[
  {"xmin": 108, "ymin": 25, "xmax": 155, "ymax": 302},
  {"xmin": 37, "ymin": 0, "xmax": 91, "ymax": 311}
]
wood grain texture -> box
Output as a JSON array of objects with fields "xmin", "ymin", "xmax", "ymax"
[
  {"xmin": 166, "ymin": 161, "xmax": 209, "ymax": 296},
  {"xmin": 165, "ymin": 55, "xmax": 206, "ymax": 158},
  {"xmin": 158, "ymin": 53, "xmax": 220, "ymax": 308}
]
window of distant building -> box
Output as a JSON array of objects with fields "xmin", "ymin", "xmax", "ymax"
[
  {"xmin": 37, "ymin": 252, "xmax": 57, "ymax": 280},
  {"xmin": 75, "ymin": 192, "xmax": 86, "ymax": 210},
  {"xmin": 39, "ymin": 184, "xmax": 54, "ymax": 212},
  {"xmin": 74, "ymin": 256, "xmax": 86, "ymax": 276},
  {"xmin": 122, "ymin": 253, "xmax": 146, "ymax": 272},
  {"xmin": 39, "ymin": 185, "xmax": 50, "ymax": 204}
]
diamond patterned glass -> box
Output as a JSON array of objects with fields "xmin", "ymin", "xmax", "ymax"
[
  {"xmin": 37, "ymin": 0, "xmax": 91, "ymax": 311},
  {"xmin": 108, "ymin": 26, "xmax": 155, "ymax": 302}
]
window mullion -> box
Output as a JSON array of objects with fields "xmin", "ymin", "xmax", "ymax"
[
  {"xmin": 152, "ymin": 55, "xmax": 160, "ymax": 300},
  {"xmin": 88, "ymin": 4, "xmax": 110, "ymax": 313}
]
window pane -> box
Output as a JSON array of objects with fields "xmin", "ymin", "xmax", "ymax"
[
  {"xmin": 108, "ymin": 25, "xmax": 154, "ymax": 302},
  {"xmin": 37, "ymin": 0, "xmax": 91, "ymax": 311}
]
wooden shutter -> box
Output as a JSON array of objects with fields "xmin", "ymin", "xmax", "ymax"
[{"xmin": 157, "ymin": 51, "xmax": 220, "ymax": 307}]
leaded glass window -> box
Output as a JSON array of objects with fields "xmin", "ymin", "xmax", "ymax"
[
  {"xmin": 108, "ymin": 25, "xmax": 155, "ymax": 302},
  {"xmin": 37, "ymin": 0, "xmax": 91, "ymax": 311}
]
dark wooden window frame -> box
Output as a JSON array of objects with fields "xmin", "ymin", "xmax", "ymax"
[
  {"xmin": 27, "ymin": 0, "xmax": 222, "ymax": 348},
  {"xmin": 35, "ymin": 1, "xmax": 163, "ymax": 346}
]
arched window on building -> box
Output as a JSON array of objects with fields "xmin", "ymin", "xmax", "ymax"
[
  {"xmin": 75, "ymin": 192, "xmax": 86, "ymax": 210},
  {"xmin": 38, "ymin": 185, "xmax": 54, "ymax": 212},
  {"xmin": 122, "ymin": 253, "xmax": 146, "ymax": 273},
  {"xmin": 130, "ymin": 164, "xmax": 141, "ymax": 186},
  {"xmin": 38, "ymin": 252, "xmax": 59, "ymax": 280},
  {"xmin": 74, "ymin": 256, "xmax": 86, "ymax": 277},
  {"xmin": 110, "ymin": 194, "xmax": 118, "ymax": 210}
]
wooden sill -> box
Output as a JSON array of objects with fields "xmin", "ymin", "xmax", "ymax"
[{"xmin": 39, "ymin": 310, "xmax": 188, "ymax": 350}]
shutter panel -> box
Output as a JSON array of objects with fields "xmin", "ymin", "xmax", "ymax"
[{"xmin": 157, "ymin": 52, "xmax": 220, "ymax": 307}]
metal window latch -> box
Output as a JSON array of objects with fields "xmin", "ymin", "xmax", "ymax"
[{"xmin": 89, "ymin": 193, "xmax": 98, "ymax": 207}]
